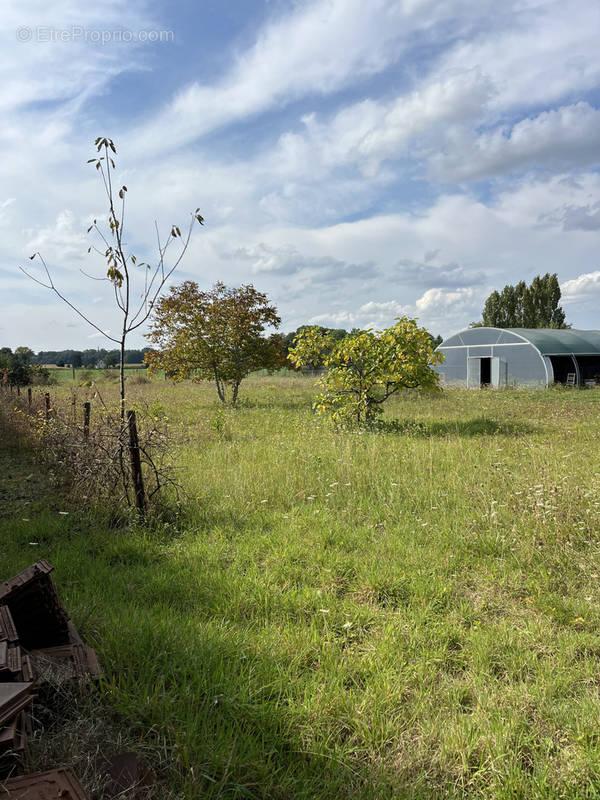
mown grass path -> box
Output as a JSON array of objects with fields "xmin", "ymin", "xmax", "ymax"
[{"xmin": 2, "ymin": 378, "xmax": 600, "ymax": 798}]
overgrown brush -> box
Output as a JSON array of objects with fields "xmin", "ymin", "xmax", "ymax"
[{"xmin": 0, "ymin": 388, "xmax": 177, "ymax": 518}]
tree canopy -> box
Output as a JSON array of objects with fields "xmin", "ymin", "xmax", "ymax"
[
  {"xmin": 145, "ymin": 282, "xmax": 286, "ymax": 404},
  {"xmin": 480, "ymin": 273, "xmax": 568, "ymax": 329},
  {"xmin": 288, "ymin": 319, "xmax": 443, "ymax": 426},
  {"xmin": 0, "ymin": 348, "xmax": 49, "ymax": 386}
]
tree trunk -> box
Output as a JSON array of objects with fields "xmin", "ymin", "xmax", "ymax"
[
  {"xmin": 119, "ymin": 337, "xmax": 126, "ymax": 421},
  {"xmin": 213, "ymin": 364, "xmax": 225, "ymax": 403}
]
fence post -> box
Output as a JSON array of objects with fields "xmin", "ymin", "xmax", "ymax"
[
  {"xmin": 27, "ymin": 387, "xmax": 32, "ymax": 407},
  {"xmin": 83, "ymin": 402, "xmax": 90, "ymax": 440},
  {"xmin": 16, "ymin": 385, "xmax": 20, "ymax": 397},
  {"xmin": 72, "ymin": 394, "xmax": 76, "ymax": 422},
  {"xmin": 127, "ymin": 409, "xmax": 146, "ymax": 514},
  {"xmin": 44, "ymin": 392, "xmax": 51, "ymax": 421}
]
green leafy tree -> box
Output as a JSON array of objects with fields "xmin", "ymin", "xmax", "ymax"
[
  {"xmin": 14, "ymin": 346, "xmax": 34, "ymax": 364},
  {"xmin": 104, "ymin": 350, "xmax": 120, "ymax": 368},
  {"xmin": 0, "ymin": 347, "xmax": 48, "ymax": 386},
  {"xmin": 481, "ymin": 273, "xmax": 568, "ymax": 328},
  {"xmin": 288, "ymin": 319, "xmax": 443, "ymax": 426},
  {"xmin": 145, "ymin": 282, "xmax": 286, "ymax": 404}
]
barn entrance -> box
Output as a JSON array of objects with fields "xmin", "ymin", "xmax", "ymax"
[
  {"xmin": 548, "ymin": 355, "xmax": 577, "ymax": 385},
  {"xmin": 467, "ymin": 356, "xmax": 507, "ymax": 388},
  {"xmin": 480, "ymin": 357, "xmax": 491, "ymax": 386}
]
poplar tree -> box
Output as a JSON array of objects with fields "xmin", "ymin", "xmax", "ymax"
[{"xmin": 481, "ymin": 273, "xmax": 568, "ymax": 328}]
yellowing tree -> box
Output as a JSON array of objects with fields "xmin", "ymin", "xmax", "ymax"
[
  {"xmin": 288, "ymin": 319, "xmax": 443, "ymax": 425},
  {"xmin": 145, "ymin": 282, "xmax": 285, "ymax": 404}
]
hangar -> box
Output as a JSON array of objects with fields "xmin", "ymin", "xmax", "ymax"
[{"xmin": 435, "ymin": 327, "xmax": 600, "ymax": 388}]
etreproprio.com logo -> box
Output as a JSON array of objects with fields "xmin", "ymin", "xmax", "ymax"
[{"xmin": 16, "ymin": 26, "xmax": 174, "ymax": 44}]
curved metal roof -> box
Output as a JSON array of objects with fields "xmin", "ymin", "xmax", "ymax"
[
  {"xmin": 439, "ymin": 327, "xmax": 600, "ymax": 355},
  {"xmin": 507, "ymin": 329, "xmax": 600, "ymax": 355}
]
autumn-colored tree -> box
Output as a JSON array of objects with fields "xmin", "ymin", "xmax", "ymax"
[
  {"xmin": 145, "ymin": 282, "xmax": 285, "ymax": 404},
  {"xmin": 288, "ymin": 319, "xmax": 443, "ymax": 426}
]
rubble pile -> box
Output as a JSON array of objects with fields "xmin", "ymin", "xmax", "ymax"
[{"xmin": 0, "ymin": 561, "xmax": 102, "ymax": 798}]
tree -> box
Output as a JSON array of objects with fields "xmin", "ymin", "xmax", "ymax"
[
  {"xmin": 288, "ymin": 319, "xmax": 443, "ymax": 426},
  {"xmin": 21, "ymin": 137, "xmax": 204, "ymax": 419},
  {"xmin": 0, "ymin": 347, "xmax": 48, "ymax": 386},
  {"xmin": 104, "ymin": 350, "xmax": 120, "ymax": 368},
  {"xmin": 145, "ymin": 282, "xmax": 286, "ymax": 404},
  {"xmin": 282, "ymin": 326, "xmax": 348, "ymax": 369},
  {"xmin": 481, "ymin": 273, "xmax": 568, "ymax": 328},
  {"xmin": 14, "ymin": 346, "xmax": 34, "ymax": 365}
]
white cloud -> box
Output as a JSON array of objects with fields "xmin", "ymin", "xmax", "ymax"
[
  {"xmin": 561, "ymin": 271, "xmax": 600, "ymax": 303},
  {"xmin": 129, "ymin": 0, "xmax": 414, "ymax": 156},
  {"xmin": 439, "ymin": 0, "xmax": 600, "ymax": 112},
  {"xmin": 1, "ymin": 0, "xmax": 156, "ymax": 112},
  {"xmin": 273, "ymin": 68, "xmax": 492, "ymax": 179},
  {"xmin": 432, "ymin": 102, "xmax": 600, "ymax": 181},
  {"xmin": 308, "ymin": 287, "xmax": 484, "ymax": 333},
  {"xmin": 24, "ymin": 210, "xmax": 88, "ymax": 261}
]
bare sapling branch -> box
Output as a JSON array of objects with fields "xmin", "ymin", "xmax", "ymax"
[{"xmin": 20, "ymin": 136, "xmax": 204, "ymax": 421}]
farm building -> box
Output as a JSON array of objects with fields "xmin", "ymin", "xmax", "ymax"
[{"xmin": 435, "ymin": 327, "xmax": 600, "ymax": 388}]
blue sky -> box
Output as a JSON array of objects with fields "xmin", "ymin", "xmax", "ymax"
[{"xmin": 1, "ymin": 0, "xmax": 600, "ymax": 350}]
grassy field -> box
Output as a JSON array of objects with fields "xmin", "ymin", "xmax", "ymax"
[
  {"xmin": 2, "ymin": 376, "xmax": 600, "ymax": 798},
  {"xmin": 41, "ymin": 365, "xmax": 148, "ymax": 382}
]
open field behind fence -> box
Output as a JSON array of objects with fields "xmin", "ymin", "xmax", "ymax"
[{"xmin": 2, "ymin": 375, "xmax": 600, "ymax": 799}]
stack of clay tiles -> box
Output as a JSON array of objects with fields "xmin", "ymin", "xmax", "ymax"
[{"xmin": 0, "ymin": 561, "xmax": 101, "ymax": 798}]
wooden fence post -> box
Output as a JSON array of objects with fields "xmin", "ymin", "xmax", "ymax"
[
  {"xmin": 44, "ymin": 392, "xmax": 51, "ymax": 421},
  {"xmin": 27, "ymin": 387, "xmax": 32, "ymax": 407},
  {"xmin": 16, "ymin": 386, "xmax": 20, "ymax": 397},
  {"xmin": 83, "ymin": 402, "xmax": 90, "ymax": 440},
  {"xmin": 127, "ymin": 410, "xmax": 146, "ymax": 514}
]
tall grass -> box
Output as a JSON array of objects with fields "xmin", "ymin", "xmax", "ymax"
[{"xmin": 2, "ymin": 377, "xmax": 600, "ymax": 798}]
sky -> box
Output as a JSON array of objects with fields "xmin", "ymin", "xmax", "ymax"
[{"xmin": 1, "ymin": 0, "xmax": 599, "ymax": 351}]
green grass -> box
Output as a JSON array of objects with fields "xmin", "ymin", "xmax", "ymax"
[
  {"xmin": 3, "ymin": 377, "xmax": 600, "ymax": 798},
  {"xmin": 41, "ymin": 365, "xmax": 149, "ymax": 383}
]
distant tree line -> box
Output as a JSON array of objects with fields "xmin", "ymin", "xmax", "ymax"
[
  {"xmin": 11, "ymin": 329, "xmax": 443, "ymax": 375},
  {"xmin": 31, "ymin": 348, "xmax": 152, "ymax": 368},
  {"xmin": 2, "ymin": 322, "xmax": 444, "ymax": 392}
]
